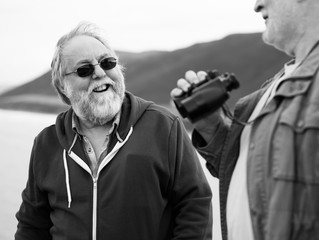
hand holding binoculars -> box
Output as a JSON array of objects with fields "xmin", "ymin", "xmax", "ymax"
[{"xmin": 173, "ymin": 70, "xmax": 240, "ymax": 123}]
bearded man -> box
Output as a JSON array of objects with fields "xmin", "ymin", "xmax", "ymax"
[{"xmin": 15, "ymin": 22, "xmax": 212, "ymax": 240}]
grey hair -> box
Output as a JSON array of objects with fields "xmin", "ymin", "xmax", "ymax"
[{"xmin": 51, "ymin": 21, "xmax": 118, "ymax": 105}]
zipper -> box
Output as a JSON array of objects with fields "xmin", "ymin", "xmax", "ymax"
[
  {"xmin": 92, "ymin": 177, "xmax": 98, "ymax": 240},
  {"xmin": 68, "ymin": 127, "xmax": 133, "ymax": 240}
]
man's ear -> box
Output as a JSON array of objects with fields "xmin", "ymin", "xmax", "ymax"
[
  {"xmin": 59, "ymin": 81, "xmax": 68, "ymax": 95},
  {"xmin": 58, "ymin": 86, "xmax": 71, "ymax": 105},
  {"xmin": 60, "ymin": 84, "xmax": 66, "ymax": 94}
]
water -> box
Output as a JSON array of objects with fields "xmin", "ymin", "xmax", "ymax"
[
  {"xmin": 0, "ymin": 109, "xmax": 221, "ymax": 240},
  {"xmin": 0, "ymin": 110, "xmax": 56, "ymax": 240}
]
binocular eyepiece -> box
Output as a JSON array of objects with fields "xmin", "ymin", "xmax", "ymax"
[{"xmin": 173, "ymin": 70, "xmax": 240, "ymax": 123}]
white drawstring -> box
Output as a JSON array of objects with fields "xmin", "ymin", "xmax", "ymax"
[
  {"xmin": 61, "ymin": 129, "xmax": 132, "ymax": 209},
  {"xmin": 116, "ymin": 131, "xmax": 124, "ymax": 142},
  {"xmin": 68, "ymin": 134, "xmax": 78, "ymax": 155},
  {"xmin": 63, "ymin": 149, "xmax": 72, "ymax": 208},
  {"xmin": 63, "ymin": 134, "xmax": 78, "ymax": 208}
]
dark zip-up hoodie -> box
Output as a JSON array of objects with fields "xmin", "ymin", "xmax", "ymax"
[{"xmin": 15, "ymin": 92, "xmax": 212, "ymax": 240}]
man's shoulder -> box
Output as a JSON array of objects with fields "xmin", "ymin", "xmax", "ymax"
[
  {"xmin": 145, "ymin": 103, "xmax": 179, "ymax": 121},
  {"xmin": 126, "ymin": 92, "xmax": 181, "ymax": 125},
  {"xmin": 35, "ymin": 124, "xmax": 57, "ymax": 141}
]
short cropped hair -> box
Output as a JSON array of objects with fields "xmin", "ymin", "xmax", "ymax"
[{"xmin": 51, "ymin": 21, "xmax": 118, "ymax": 105}]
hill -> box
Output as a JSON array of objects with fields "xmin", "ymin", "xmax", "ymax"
[{"xmin": 0, "ymin": 32, "xmax": 290, "ymax": 114}]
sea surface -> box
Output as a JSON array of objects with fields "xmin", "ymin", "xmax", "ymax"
[{"xmin": 0, "ymin": 109, "xmax": 221, "ymax": 240}]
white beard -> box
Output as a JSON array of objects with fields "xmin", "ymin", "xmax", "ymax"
[{"xmin": 64, "ymin": 78, "xmax": 125, "ymax": 126}]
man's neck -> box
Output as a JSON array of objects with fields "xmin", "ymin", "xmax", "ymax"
[
  {"xmin": 78, "ymin": 117, "xmax": 113, "ymax": 160},
  {"xmin": 79, "ymin": 118, "xmax": 111, "ymax": 137},
  {"xmin": 294, "ymin": 5, "xmax": 319, "ymax": 65},
  {"xmin": 294, "ymin": 33, "xmax": 319, "ymax": 66}
]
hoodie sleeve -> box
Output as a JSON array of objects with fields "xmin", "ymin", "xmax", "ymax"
[
  {"xmin": 191, "ymin": 120, "xmax": 229, "ymax": 179},
  {"xmin": 168, "ymin": 117, "xmax": 212, "ymax": 240},
  {"xmin": 15, "ymin": 138, "xmax": 52, "ymax": 240}
]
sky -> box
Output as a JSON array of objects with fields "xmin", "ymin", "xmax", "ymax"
[{"xmin": 0, "ymin": 0, "xmax": 264, "ymax": 90}]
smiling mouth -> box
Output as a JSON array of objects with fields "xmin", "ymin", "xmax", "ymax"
[{"xmin": 93, "ymin": 84, "xmax": 110, "ymax": 93}]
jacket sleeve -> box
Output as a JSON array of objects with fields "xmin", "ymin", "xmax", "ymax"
[
  {"xmin": 15, "ymin": 138, "xmax": 52, "ymax": 240},
  {"xmin": 191, "ymin": 118, "xmax": 229, "ymax": 178},
  {"xmin": 169, "ymin": 117, "xmax": 212, "ymax": 240}
]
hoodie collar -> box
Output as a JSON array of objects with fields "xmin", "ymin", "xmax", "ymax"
[
  {"xmin": 71, "ymin": 111, "xmax": 121, "ymax": 139},
  {"xmin": 115, "ymin": 91, "xmax": 153, "ymax": 140},
  {"xmin": 55, "ymin": 91, "xmax": 153, "ymax": 151}
]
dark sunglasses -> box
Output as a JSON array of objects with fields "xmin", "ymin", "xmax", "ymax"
[{"xmin": 65, "ymin": 57, "xmax": 117, "ymax": 78}]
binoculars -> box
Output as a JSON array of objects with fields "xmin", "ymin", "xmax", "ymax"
[{"xmin": 173, "ymin": 70, "xmax": 240, "ymax": 123}]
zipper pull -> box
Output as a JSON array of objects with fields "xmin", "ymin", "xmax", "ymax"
[{"xmin": 93, "ymin": 178, "xmax": 97, "ymax": 188}]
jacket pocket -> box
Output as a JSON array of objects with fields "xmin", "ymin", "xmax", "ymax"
[{"xmin": 272, "ymin": 102, "xmax": 319, "ymax": 184}]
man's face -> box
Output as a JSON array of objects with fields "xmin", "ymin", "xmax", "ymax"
[
  {"xmin": 254, "ymin": 0, "xmax": 301, "ymax": 55},
  {"xmin": 62, "ymin": 35, "xmax": 125, "ymax": 126}
]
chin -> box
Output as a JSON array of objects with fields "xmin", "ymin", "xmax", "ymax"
[
  {"xmin": 262, "ymin": 31, "xmax": 278, "ymax": 49},
  {"xmin": 67, "ymin": 81, "xmax": 125, "ymax": 126},
  {"xmin": 262, "ymin": 29, "xmax": 271, "ymax": 44},
  {"xmin": 263, "ymin": 31, "xmax": 293, "ymax": 56},
  {"xmin": 71, "ymin": 91, "xmax": 123, "ymax": 126},
  {"xmin": 90, "ymin": 95, "xmax": 123, "ymax": 125}
]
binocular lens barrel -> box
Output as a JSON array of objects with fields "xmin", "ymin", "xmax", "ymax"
[{"xmin": 173, "ymin": 71, "xmax": 239, "ymax": 122}]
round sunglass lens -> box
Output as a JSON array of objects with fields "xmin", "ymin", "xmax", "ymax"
[
  {"xmin": 100, "ymin": 58, "xmax": 117, "ymax": 70},
  {"xmin": 77, "ymin": 65, "xmax": 94, "ymax": 77}
]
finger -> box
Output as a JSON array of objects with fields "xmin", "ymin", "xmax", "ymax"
[
  {"xmin": 185, "ymin": 70, "xmax": 200, "ymax": 84},
  {"xmin": 177, "ymin": 78, "xmax": 191, "ymax": 92},
  {"xmin": 197, "ymin": 71, "xmax": 207, "ymax": 81},
  {"xmin": 170, "ymin": 88, "xmax": 184, "ymax": 98}
]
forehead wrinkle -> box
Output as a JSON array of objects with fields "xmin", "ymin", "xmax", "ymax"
[
  {"xmin": 62, "ymin": 35, "xmax": 112, "ymax": 67},
  {"xmin": 64, "ymin": 51, "xmax": 111, "ymax": 68}
]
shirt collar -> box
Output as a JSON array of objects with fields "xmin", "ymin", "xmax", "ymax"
[{"xmin": 72, "ymin": 111, "xmax": 121, "ymax": 137}]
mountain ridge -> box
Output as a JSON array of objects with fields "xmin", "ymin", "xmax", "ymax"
[{"xmin": 0, "ymin": 32, "xmax": 290, "ymax": 114}]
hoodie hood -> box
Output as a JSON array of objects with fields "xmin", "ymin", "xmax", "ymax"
[{"xmin": 55, "ymin": 91, "xmax": 153, "ymax": 151}]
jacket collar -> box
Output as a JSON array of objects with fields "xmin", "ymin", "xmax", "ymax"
[
  {"xmin": 281, "ymin": 40, "xmax": 319, "ymax": 81},
  {"xmin": 234, "ymin": 40, "xmax": 319, "ymax": 123},
  {"xmin": 274, "ymin": 40, "xmax": 319, "ymax": 97}
]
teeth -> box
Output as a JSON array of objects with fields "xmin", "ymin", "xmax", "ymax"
[{"xmin": 93, "ymin": 84, "xmax": 108, "ymax": 92}]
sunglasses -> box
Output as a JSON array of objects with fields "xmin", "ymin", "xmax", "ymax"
[{"xmin": 65, "ymin": 57, "xmax": 117, "ymax": 78}]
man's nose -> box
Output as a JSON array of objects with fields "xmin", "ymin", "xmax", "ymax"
[
  {"xmin": 92, "ymin": 64, "xmax": 106, "ymax": 79},
  {"xmin": 254, "ymin": 0, "xmax": 263, "ymax": 12}
]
